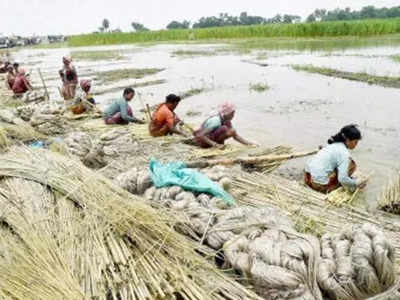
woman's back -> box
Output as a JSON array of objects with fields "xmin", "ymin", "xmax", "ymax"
[{"xmin": 306, "ymin": 143, "xmax": 350, "ymax": 185}]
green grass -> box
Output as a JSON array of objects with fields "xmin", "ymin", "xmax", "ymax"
[
  {"xmin": 172, "ymin": 50, "xmax": 219, "ymax": 57},
  {"xmin": 94, "ymin": 68, "xmax": 165, "ymax": 83},
  {"xmin": 93, "ymin": 79, "xmax": 166, "ymax": 95},
  {"xmin": 69, "ymin": 18, "xmax": 400, "ymax": 47},
  {"xmin": 185, "ymin": 109, "xmax": 202, "ymax": 117},
  {"xmin": 391, "ymin": 55, "xmax": 400, "ymax": 63},
  {"xmin": 28, "ymin": 42, "xmax": 68, "ymax": 49},
  {"xmin": 71, "ymin": 50, "xmax": 124, "ymax": 61},
  {"xmin": 180, "ymin": 88, "xmax": 205, "ymax": 99},
  {"xmin": 292, "ymin": 64, "xmax": 400, "ymax": 88},
  {"xmin": 255, "ymin": 52, "xmax": 269, "ymax": 60},
  {"xmin": 249, "ymin": 82, "xmax": 270, "ymax": 92}
]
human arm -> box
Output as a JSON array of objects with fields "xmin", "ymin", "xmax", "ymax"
[
  {"xmin": 337, "ymin": 156, "xmax": 358, "ymax": 191},
  {"xmin": 70, "ymin": 66, "xmax": 78, "ymax": 84},
  {"xmin": 120, "ymin": 100, "xmax": 144, "ymax": 123},
  {"xmin": 165, "ymin": 113, "xmax": 189, "ymax": 136},
  {"xmin": 59, "ymin": 69, "xmax": 65, "ymax": 82},
  {"xmin": 23, "ymin": 77, "xmax": 33, "ymax": 90},
  {"xmin": 233, "ymin": 132, "xmax": 257, "ymax": 146},
  {"xmin": 195, "ymin": 127, "xmax": 224, "ymax": 148}
]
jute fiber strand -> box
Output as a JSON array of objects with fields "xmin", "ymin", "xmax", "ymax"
[
  {"xmin": 0, "ymin": 147, "xmax": 263, "ymax": 300},
  {"xmin": 211, "ymin": 206, "xmax": 323, "ymax": 300},
  {"xmin": 114, "ymin": 163, "xmax": 324, "ymax": 299},
  {"xmin": 318, "ymin": 223, "xmax": 396, "ymax": 300},
  {"xmin": 30, "ymin": 103, "xmax": 68, "ymax": 135},
  {"xmin": 114, "ymin": 160, "xmax": 398, "ymax": 300},
  {"xmin": 232, "ymin": 172, "xmax": 400, "ymax": 262}
]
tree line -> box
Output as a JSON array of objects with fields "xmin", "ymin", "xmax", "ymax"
[
  {"xmin": 306, "ymin": 6, "xmax": 400, "ymax": 22},
  {"xmin": 167, "ymin": 5, "xmax": 400, "ymax": 30},
  {"xmin": 97, "ymin": 5, "xmax": 400, "ymax": 33}
]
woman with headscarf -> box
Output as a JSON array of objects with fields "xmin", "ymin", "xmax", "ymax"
[
  {"xmin": 194, "ymin": 101, "xmax": 256, "ymax": 149},
  {"xmin": 71, "ymin": 79, "xmax": 97, "ymax": 114},
  {"xmin": 59, "ymin": 56, "xmax": 78, "ymax": 100},
  {"xmin": 12, "ymin": 68, "xmax": 32, "ymax": 95}
]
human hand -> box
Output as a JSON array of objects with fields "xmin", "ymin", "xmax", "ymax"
[
  {"xmin": 249, "ymin": 142, "xmax": 260, "ymax": 148},
  {"xmin": 215, "ymin": 143, "xmax": 226, "ymax": 150},
  {"xmin": 356, "ymin": 178, "xmax": 368, "ymax": 189}
]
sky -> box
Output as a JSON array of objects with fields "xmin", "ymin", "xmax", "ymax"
[{"xmin": 0, "ymin": 0, "xmax": 399, "ymax": 36}]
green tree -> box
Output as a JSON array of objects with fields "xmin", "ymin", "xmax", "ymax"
[
  {"xmin": 167, "ymin": 20, "xmax": 190, "ymax": 29},
  {"xmin": 131, "ymin": 22, "xmax": 149, "ymax": 32},
  {"xmin": 283, "ymin": 14, "xmax": 301, "ymax": 23},
  {"xmin": 102, "ymin": 19, "xmax": 110, "ymax": 32}
]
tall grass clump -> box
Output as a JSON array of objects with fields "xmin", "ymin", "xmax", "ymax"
[{"xmin": 69, "ymin": 18, "xmax": 400, "ymax": 46}]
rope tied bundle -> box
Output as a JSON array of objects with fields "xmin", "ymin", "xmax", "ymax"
[
  {"xmin": 114, "ymin": 166, "xmax": 398, "ymax": 300},
  {"xmin": 318, "ymin": 223, "xmax": 396, "ymax": 300}
]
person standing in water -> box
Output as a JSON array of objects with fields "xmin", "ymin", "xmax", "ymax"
[
  {"xmin": 59, "ymin": 56, "xmax": 78, "ymax": 100},
  {"xmin": 305, "ymin": 124, "xmax": 366, "ymax": 193}
]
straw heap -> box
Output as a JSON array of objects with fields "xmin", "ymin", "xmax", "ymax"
[
  {"xmin": 0, "ymin": 146, "xmax": 262, "ymax": 300},
  {"xmin": 379, "ymin": 172, "xmax": 400, "ymax": 215}
]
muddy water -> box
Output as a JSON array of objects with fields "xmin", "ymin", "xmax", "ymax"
[{"xmin": 12, "ymin": 40, "xmax": 400, "ymax": 209}]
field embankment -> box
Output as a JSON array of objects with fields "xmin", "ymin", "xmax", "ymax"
[
  {"xmin": 68, "ymin": 18, "xmax": 400, "ymax": 47},
  {"xmin": 292, "ymin": 65, "xmax": 400, "ymax": 88}
]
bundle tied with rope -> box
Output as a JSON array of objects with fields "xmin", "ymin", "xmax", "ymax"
[
  {"xmin": 61, "ymin": 129, "xmax": 141, "ymax": 169},
  {"xmin": 116, "ymin": 165, "xmax": 232, "ymax": 238},
  {"xmin": 318, "ymin": 223, "xmax": 396, "ymax": 300},
  {"xmin": 115, "ymin": 163, "xmax": 398, "ymax": 300},
  {"xmin": 30, "ymin": 103, "xmax": 68, "ymax": 135},
  {"xmin": 210, "ymin": 206, "xmax": 323, "ymax": 300}
]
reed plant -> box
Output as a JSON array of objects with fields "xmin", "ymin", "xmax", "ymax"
[{"xmin": 69, "ymin": 18, "xmax": 400, "ymax": 47}]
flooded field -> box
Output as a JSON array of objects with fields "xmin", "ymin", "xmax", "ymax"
[{"xmin": 11, "ymin": 37, "xmax": 400, "ymax": 209}]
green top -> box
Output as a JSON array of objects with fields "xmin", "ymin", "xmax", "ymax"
[{"xmin": 103, "ymin": 97, "xmax": 139, "ymax": 123}]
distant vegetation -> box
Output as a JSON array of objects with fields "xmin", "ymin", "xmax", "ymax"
[
  {"xmin": 306, "ymin": 6, "xmax": 400, "ymax": 22},
  {"xmin": 292, "ymin": 65, "xmax": 400, "ymax": 89},
  {"xmin": 94, "ymin": 68, "xmax": 164, "ymax": 83},
  {"xmin": 69, "ymin": 18, "xmax": 400, "ymax": 47},
  {"xmin": 68, "ymin": 5, "xmax": 400, "ymax": 47},
  {"xmin": 165, "ymin": 6, "xmax": 400, "ymax": 29},
  {"xmin": 71, "ymin": 50, "xmax": 124, "ymax": 61},
  {"xmin": 249, "ymin": 82, "xmax": 270, "ymax": 93}
]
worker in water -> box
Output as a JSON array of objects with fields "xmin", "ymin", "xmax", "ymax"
[
  {"xmin": 305, "ymin": 124, "xmax": 366, "ymax": 193},
  {"xmin": 71, "ymin": 79, "xmax": 97, "ymax": 114},
  {"xmin": 59, "ymin": 56, "xmax": 78, "ymax": 100},
  {"xmin": 149, "ymin": 94, "xmax": 188, "ymax": 137},
  {"xmin": 0, "ymin": 61, "xmax": 10, "ymax": 73},
  {"xmin": 194, "ymin": 101, "xmax": 256, "ymax": 149},
  {"xmin": 5, "ymin": 65, "xmax": 15, "ymax": 90},
  {"xmin": 12, "ymin": 68, "xmax": 32, "ymax": 95},
  {"xmin": 103, "ymin": 87, "xmax": 145, "ymax": 125}
]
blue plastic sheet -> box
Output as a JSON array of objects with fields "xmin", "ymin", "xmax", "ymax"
[{"xmin": 149, "ymin": 158, "xmax": 235, "ymax": 205}]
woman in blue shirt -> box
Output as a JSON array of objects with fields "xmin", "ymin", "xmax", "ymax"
[{"xmin": 305, "ymin": 124, "xmax": 365, "ymax": 193}]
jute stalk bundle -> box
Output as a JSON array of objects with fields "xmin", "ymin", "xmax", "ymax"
[
  {"xmin": 186, "ymin": 149, "xmax": 317, "ymax": 169},
  {"xmin": 379, "ymin": 172, "xmax": 400, "ymax": 215},
  {"xmin": 0, "ymin": 147, "xmax": 262, "ymax": 300}
]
